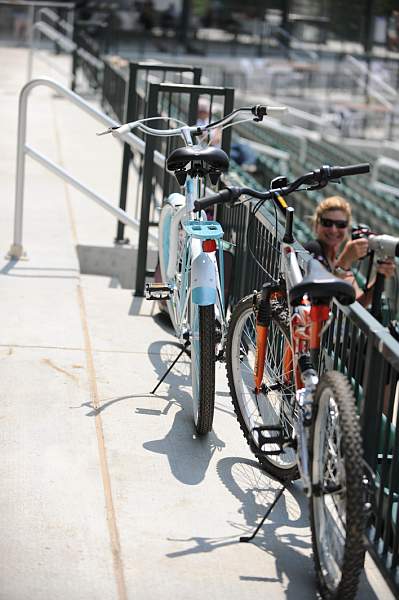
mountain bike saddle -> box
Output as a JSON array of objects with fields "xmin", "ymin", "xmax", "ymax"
[
  {"xmin": 166, "ymin": 146, "xmax": 229, "ymax": 172},
  {"xmin": 289, "ymin": 259, "xmax": 356, "ymax": 306}
]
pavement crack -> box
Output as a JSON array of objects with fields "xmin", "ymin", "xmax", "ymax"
[
  {"xmin": 41, "ymin": 358, "xmax": 79, "ymax": 382},
  {"xmin": 76, "ymin": 283, "xmax": 128, "ymax": 600}
]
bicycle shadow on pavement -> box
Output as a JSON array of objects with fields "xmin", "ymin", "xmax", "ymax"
[
  {"xmin": 139, "ymin": 340, "xmax": 227, "ymax": 486},
  {"xmin": 166, "ymin": 456, "xmax": 382, "ymax": 599},
  {"xmin": 165, "ymin": 456, "xmax": 314, "ymax": 596}
]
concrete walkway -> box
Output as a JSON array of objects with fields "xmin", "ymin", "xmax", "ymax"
[{"xmin": 0, "ymin": 47, "xmax": 393, "ymax": 600}]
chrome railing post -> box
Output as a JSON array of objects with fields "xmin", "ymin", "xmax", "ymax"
[
  {"xmin": 8, "ymin": 80, "xmax": 30, "ymax": 258},
  {"xmin": 27, "ymin": 4, "xmax": 36, "ymax": 82},
  {"xmin": 7, "ymin": 77, "xmax": 155, "ymax": 260}
]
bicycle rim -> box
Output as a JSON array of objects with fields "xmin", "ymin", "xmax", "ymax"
[
  {"xmin": 310, "ymin": 371, "xmax": 365, "ymax": 598},
  {"xmin": 226, "ymin": 295, "xmax": 298, "ymax": 478}
]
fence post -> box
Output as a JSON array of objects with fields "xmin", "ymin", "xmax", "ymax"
[
  {"xmin": 192, "ymin": 67, "xmax": 201, "ymax": 86},
  {"xmin": 135, "ymin": 83, "xmax": 159, "ymax": 296},
  {"xmin": 220, "ymin": 87, "xmax": 234, "ymax": 154},
  {"xmin": 115, "ymin": 62, "xmax": 138, "ymax": 244},
  {"xmin": 71, "ymin": 24, "xmax": 78, "ymax": 91},
  {"xmin": 360, "ymin": 336, "xmax": 385, "ymax": 473},
  {"xmin": 115, "ymin": 65, "xmax": 202, "ymax": 244}
]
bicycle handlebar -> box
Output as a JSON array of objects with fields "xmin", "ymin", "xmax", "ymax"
[
  {"xmin": 97, "ymin": 105, "xmax": 288, "ymax": 140},
  {"xmin": 193, "ymin": 163, "xmax": 370, "ymax": 212},
  {"xmin": 195, "ymin": 187, "xmax": 242, "ymax": 211},
  {"xmin": 328, "ymin": 164, "xmax": 370, "ymax": 178}
]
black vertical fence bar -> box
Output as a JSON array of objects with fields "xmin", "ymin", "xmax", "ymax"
[
  {"xmin": 361, "ymin": 337, "xmax": 384, "ymax": 473},
  {"xmin": 374, "ymin": 360, "xmax": 392, "ymax": 545},
  {"xmin": 71, "ymin": 23, "xmax": 78, "ymax": 91},
  {"xmin": 134, "ymin": 82, "xmax": 235, "ymax": 296},
  {"xmin": 391, "ymin": 376, "xmax": 399, "ymax": 571},
  {"xmin": 220, "ymin": 87, "xmax": 235, "ymax": 156},
  {"xmin": 340, "ymin": 315, "xmax": 350, "ymax": 374},
  {"xmin": 115, "ymin": 63, "xmax": 202, "ymax": 244},
  {"xmin": 135, "ymin": 82, "xmax": 159, "ymax": 296},
  {"xmin": 347, "ymin": 320, "xmax": 357, "ymax": 380},
  {"xmin": 115, "ymin": 62, "xmax": 138, "ymax": 244},
  {"xmin": 381, "ymin": 365, "xmax": 397, "ymax": 555},
  {"xmin": 332, "ymin": 310, "xmax": 343, "ymax": 370},
  {"xmin": 353, "ymin": 329, "xmax": 365, "ymax": 402}
]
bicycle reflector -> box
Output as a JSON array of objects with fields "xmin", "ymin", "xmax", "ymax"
[{"xmin": 202, "ymin": 239, "xmax": 217, "ymax": 252}]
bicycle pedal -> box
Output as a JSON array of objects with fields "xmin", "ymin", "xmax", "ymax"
[
  {"xmin": 145, "ymin": 282, "xmax": 173, "ymax": 301},
  {"xmin": 253, "ymin": 425, "xmax": 284, "ymax": 455}
]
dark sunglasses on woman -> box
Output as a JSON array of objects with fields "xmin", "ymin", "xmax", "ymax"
[{"xmin": 320, "ymin": 217, "xmax": 348, "ymax": 229}]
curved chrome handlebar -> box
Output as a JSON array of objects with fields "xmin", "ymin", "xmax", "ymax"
[{"xmin": 97, "ymin": 105, "xmax": 288, "ymax": 144}]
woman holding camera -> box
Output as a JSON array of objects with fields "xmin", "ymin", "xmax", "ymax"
[{"xmin": 305, "ymin": 196, "xmax": 395, "ymax": 307}]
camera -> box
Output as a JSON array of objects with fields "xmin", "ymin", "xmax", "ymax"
[
  {"xmin": 352, "ymin": 223, "xmax": 372, "ymax": 241},
  {"xmin": 352, "ymin": 224, "xmax": 399, "ymax": 259}
]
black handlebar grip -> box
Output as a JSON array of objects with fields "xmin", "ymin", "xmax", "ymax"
[
  {"xmin": 329, "ymin": 163, "xmax": 370, "ymax": 178},
  {"xmin": 193, "ymin": 188, "xmax": 233, "ymax": 212}
]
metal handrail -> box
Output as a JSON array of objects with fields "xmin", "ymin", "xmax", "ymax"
[
  {"xmin": 26, "ymin": 1, "xmax": 75, "ymax": 82},
  {"xmin": 7, "ymin": 77, "xmax": 160, "ymax": 259},
  {"xmin": 38, "ymin": 7, "xmax": 73, "ymax": 36}
]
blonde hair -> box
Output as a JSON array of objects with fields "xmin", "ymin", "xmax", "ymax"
[{"xmin": 312, "ymin": 195, "xmax": 352, "ymax": 233}]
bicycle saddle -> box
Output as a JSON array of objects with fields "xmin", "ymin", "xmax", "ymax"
[
  {"xmin": 289, "ymin": 259, "xmax": 356, "ymax": 306},
  {"xmin": 166, "ymin": 146, "xmax": 229, "ymax": 172}
]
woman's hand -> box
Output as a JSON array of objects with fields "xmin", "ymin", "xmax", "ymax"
[
  {"xmin": 337, "ymin": 238, "xmax": 369, "ymax": 269},
  {"xmin": 376, "ymin": 258, "xmax": 396, "ymax": 279}
]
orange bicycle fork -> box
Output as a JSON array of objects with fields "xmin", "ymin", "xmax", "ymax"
[{"xmin": 254, "ymin": 283, "xmax": 276, "ymax": 393}]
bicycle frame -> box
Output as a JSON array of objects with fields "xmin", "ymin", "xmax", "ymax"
[
  {"xmin": 221, "ymin": 165, "xmax": 369, "ymax": 596},
  {"xmin": 160, "ymin": 173, "xmax": 227, "ymax": 348},
  {"xmin": 254, "ymin": 209, "xmax": 332, "ymax": 496},
  {"xmin": 281, "ymin": 242, "xmax": 330, "ymax": 495},
  {"xmin": 104, "ymin": 104, "xmax": 289, "ymax": 433}
]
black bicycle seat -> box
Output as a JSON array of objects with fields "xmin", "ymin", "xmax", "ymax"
[
  {"xmin": 166, "ymin": 146, "xmax": 229, "ymax": 172},
  {"xmin": 289, "ymin": 259, "xmax": 356, "ymax": 306}
]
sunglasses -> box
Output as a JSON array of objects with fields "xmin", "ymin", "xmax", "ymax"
[{"xmin": 319, "ymin": 217, "xmax": 348, "ymax": 229}]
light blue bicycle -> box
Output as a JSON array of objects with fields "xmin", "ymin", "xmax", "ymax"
[{"xmin": 102, "ymin": 104, "xmax": 286, "ymax": 434}]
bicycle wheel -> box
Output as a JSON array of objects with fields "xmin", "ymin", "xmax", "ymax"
[
  {"xmin": 191, "ymin": 302, "xmax": 215, "ymax": 435},
  {"xmin": 226, "ymin": 293, "xmax": 299, "ymax": 480},
  {"xmin": 310, "ymin": 370, "xmax": 365, "ymax": 599}
]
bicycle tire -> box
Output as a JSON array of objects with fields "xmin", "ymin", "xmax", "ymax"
[
  {"xmin": 158, "ymin": 202, "xmax": 176, "ymax": 328},
  {"xmin": 226, "ymin": 293, "xmax": 299, "ymax": 480},
  {"xmin": 310, "ymin": 370, "xmax": 365, "ymax": 599},
  {"xmin": 158, "ymin": 198, "xmax": 187, "ymax": 335},
  {"xmin": 191, "ymin": 303, "xmax": 215, "ymax": 435}
]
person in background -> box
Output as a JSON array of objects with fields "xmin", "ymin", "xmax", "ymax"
[{"xmin": 304, "ymin": 195, "xmax": 395, "ymax": 308}]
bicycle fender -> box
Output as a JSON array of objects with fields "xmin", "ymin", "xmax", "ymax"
[
  {"xmin": 163, "ymin": 194, "xmax": 185, "ymax": 282},
  {"xmin": 191, "ymin": 251, "xmax": 217, "ymax": 305},
  {"xmin": 165, "ymin": 192, "xmax": 185, "ymax": 209}
]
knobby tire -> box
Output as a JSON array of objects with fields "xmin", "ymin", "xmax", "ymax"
[{"xmin": 310, "ymin": 370, "xmax": 365, "ymax": 599}]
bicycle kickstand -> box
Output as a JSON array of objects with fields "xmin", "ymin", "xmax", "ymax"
[
  {"xmin": 240, "ymin": 483, "xmax": 286, "ymax": 543},
  {"xmin": 151, "ymin": 340, "xmax": 191, "ymax": 395}
]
